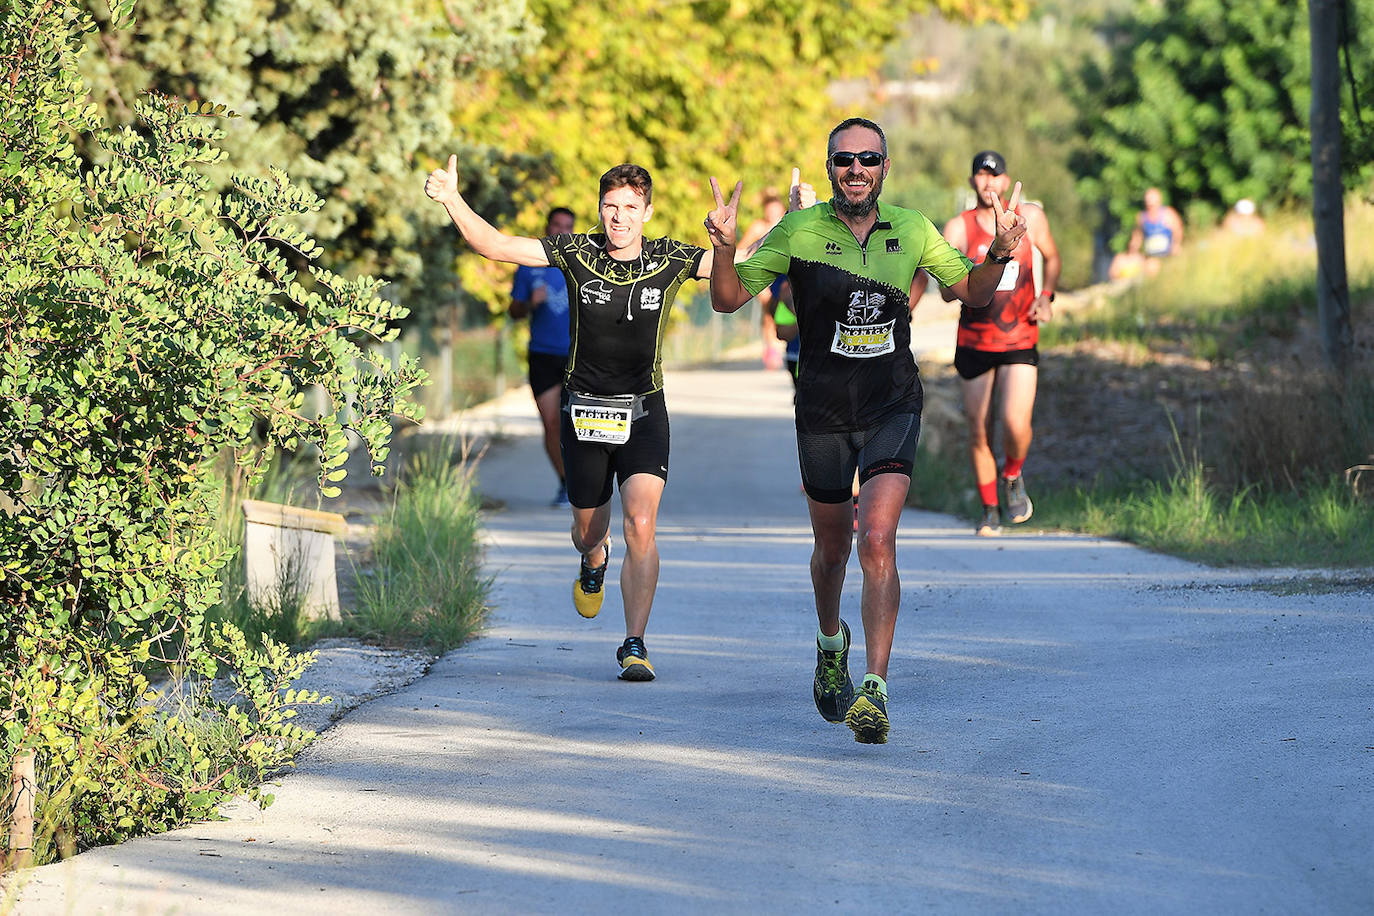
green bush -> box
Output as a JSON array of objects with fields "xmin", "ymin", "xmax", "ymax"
[{"xmin": 1, "ymin": 0, "xmax": 422, "ymax": 864}]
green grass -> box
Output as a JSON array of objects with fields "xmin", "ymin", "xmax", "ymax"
[
  {"xmin": 910, "ymin": 202, "xmax": 1374, "ymax": 569},
  {"xmin": 1031, "ymin": 469, "xmax": 1374, "ymax": 568},
  {"xmin": 340, "ymin": 440, "xmax": 491, "ymax": 651}
]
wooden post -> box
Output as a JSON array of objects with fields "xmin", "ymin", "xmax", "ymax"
[
  {"xmin": 7, "ymin": 751, "xmax": 35, "ymax": 870},
  {"xmin": 1309, "ymin": 0, "xmax": 1353, "ymax": 370}
]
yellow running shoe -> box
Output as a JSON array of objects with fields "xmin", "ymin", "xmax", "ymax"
[
  {"xmin": 616, "ymin": 635, "xmax": 655, "ymax": 681},
  {"xmin": 573, "ymin": 537, "xmax": 610, "ymax": 619},
  {"xmin": 845, "ymin": 680, "xmax": 890, "ymax": 744}
]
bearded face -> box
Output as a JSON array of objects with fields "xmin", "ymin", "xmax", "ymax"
[{"xmin": 829, "ymin": 165, "xmax": 885, "ymax": 220}]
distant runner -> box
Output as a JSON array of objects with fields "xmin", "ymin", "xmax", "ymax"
[
  {"xmin": 427, "ymin": 157, "xmax": 715, "ymax": 681},
  {"xmin": 940, "ymin": 151, "xmax": 1061, "ymax": 536},
  {"xmin": 509, "ymin": 206, "xmax": 576, "ymax": 508},
  {"xmin": 706, "ymin": 118, "xmax": 1027, "ymax": 743}
]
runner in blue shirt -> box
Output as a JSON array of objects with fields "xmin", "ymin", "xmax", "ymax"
[{"xmin": 510, "ymin": 207, "xmax": 576, "ymax": 508}]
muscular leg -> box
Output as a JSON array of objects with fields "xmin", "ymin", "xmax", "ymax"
[
  {"xmin": 533, "ymin": 384, "xmax": 564, "ymax": 479},
  {"xmin": 961, "ymin": 370, "xmax": 999, "ymax": 492},
  {"xmin": 854, "ymin": 472, "xmax": 911, "ymax": 679},
  {"xmin": 570, "ymin": 503, "xmax": 611, "ymax": 568},
  {"xmin": 995, "ymin": 363, "xmax": 1038, "ymax": 466},
  {"xmin": 807, "ymin": 496, "xmax": 854, "ymax": 639},
  {"xmin": 617, "ymin": 472, "xmax": 666, "ymax": 638}
]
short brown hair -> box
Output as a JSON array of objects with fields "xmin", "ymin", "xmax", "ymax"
[{"xmin": 599, "ymin": 164, "xmax": 653, "ymax": 205}]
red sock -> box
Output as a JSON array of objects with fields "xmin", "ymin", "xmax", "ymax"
[
  {"xmin": 1002, "ymin": 457, "xmax": 1025, "ymax": 480},
  {"xmin": 978, "ymin": 479, "xmax": 998, "ymax": 507}
]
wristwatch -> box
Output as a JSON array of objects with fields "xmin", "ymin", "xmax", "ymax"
[{"xmin": 988, "ymin": 250, "xmax": 1013, "ymax": 264}]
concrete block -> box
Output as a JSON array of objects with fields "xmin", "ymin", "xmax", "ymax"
[{"xmin": 241, "ymin": 499, "xmax": 349, "ymax": 621}]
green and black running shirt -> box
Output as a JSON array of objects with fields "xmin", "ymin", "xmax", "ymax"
[
  {"xmin": 736, "ymin": 202, "xmax": 974, "ymax": 433},
  {"xmin": 541, "ymin": 233, "xmax": 706, "ymax": 397}
]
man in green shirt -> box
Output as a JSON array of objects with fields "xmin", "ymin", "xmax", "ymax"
[{"xmin": 705, "ymin": 118, "xmax": 1027, "ymax": 743}]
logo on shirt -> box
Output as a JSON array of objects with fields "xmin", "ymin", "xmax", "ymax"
[
  {"xmin": 845, "ymin": 290, "xmax": 886, "ymax": 325},
  {"xmin": 639, "ymin": 287, "xmax": 663, "ymax": 311},
  {"xmin": 825, "ymin": 241, "xmax": 843, "ymax": 256},
  {"xmin": 831, "ymin": 289, "xmax": 895, "ymax": 358},
  {"xmin": 885, "ymin": 238, "xmax": 902, "ymax": 253},
  {"xmin": 580, "ymin": 279, "xmax": 612, "ymax": 308}
]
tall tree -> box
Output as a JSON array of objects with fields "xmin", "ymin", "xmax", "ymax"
[
  {"xmin": 1072, "ymin": 0, "xmax": 1374, "ymax": 238},
  {"xmin": 78, "ymin": 0, "xmax": 547, "ymax": 322},
  {"xmin": 449, "ymin": 0, "xmax": 1027, "ymax": 306},
  {"xmin": 1310, "ymin": 0, "xmax": 1354, "ymax": 369}
]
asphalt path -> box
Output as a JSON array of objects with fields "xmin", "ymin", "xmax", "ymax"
[{"xmin": 13, "ymin": 354, "xmax": 1374, "ymax": 914}]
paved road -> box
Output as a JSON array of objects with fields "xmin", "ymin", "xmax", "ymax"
[{"xmin": 13, "ymin": 357, "xmax": 1374, "ymax": 914}]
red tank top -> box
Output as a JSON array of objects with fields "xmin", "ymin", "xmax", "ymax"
[{"xmin": 956, "ymin": 207, "xmax": 1038, "ymax": 351}]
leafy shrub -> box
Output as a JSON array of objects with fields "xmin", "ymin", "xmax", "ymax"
[{"xmin": 1, "ymin": 0, "xmax": 422, "ymax": 864}]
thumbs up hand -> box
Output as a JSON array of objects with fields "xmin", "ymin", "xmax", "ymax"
[
  {"xmin": 788, "ymin": 167, "xmax": 816, "ymax": 211},
  {"xmin": 425, "ymin": 154, "xmax": 461, "ymax": 205}
]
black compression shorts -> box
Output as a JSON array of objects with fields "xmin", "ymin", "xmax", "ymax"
[
  {"xmin": 527, "ymin": 351, "xmax": 567, "ymax": 396},
  {"xmin": 954, "ymin": 345, "xmax": 1039, "ymax": 380},
  {"xmin": 796, "ymin": 412, "xmax": 921, "ymax": 504},
  {"xmin": 560, "ymin": 388, "xmax": 669, "ymax": 509}
]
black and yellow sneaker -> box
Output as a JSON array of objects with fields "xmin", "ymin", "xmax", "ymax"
[
  {"xmin": 572, "ymin": 536, "xmax": 611, "ymax": 619},
  {"xmin": 616, "ymin": 636, "xmax": 655, "ymax": 681},
  {"xmin": 845, "ymin": 679, "xmax": 890, "ymax": 744},
  {"xmin": 813, "ymin": 619, "xmax": 855, "ymax": 723}
]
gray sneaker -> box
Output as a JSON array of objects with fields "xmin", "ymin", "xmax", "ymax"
[
  {"xmin": 976, "ymin": 505, "xmax": 1001, "ymax": 537},
  {"xmin": 1002, "ymin": 475, "xmax": 1033, "ymax": 524}
]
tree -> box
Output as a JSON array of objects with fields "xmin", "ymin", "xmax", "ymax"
[
  {"xmin": 1071, "ymin": 0, "xmax": 1374, "ymax": 238},
  {"xmin": 449, "ymin": 0, "xmax": 1028, "ymax": 307},
  {"xmin": 77, "ymin": 0, "xmax": 548, "ymax": 324},
  {"xmin": 877, "ymin": 7, "xmax": 1111, "ymax": 289},
  {"xmin": 2, "ymin": 0, "xmax": 422, "ymax": 861},
  {"xmin": 1310, "ymin": 0, "xmax": 1354, "ymax": 369}
]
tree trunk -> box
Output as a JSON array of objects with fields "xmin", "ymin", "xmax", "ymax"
[
  {"xmin": 7, "ymin": 751, "xmax": 36, "ymax": 870},
  {"xmin": 1309, "ymin": 0, "xmax": 1353, "ymax": 370}
]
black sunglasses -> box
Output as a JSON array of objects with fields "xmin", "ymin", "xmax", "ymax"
[{"xmin": 829, "ymin": 151, "xmax": 884, "ymax": 168}]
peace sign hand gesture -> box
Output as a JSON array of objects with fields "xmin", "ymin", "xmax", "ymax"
[
  {"xmin": 704, "ymin": 176, "xmax": 743, "ymax": 250},
  {"xmin": 988, "ymin": 180, "xmax": 1028, "ymax": 258}
]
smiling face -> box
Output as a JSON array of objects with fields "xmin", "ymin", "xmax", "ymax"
[
  {"xmin": 827, "ymin": 125, "xmax": 889, "ymax": 221},
  {"xmin": 599, "ymin": 185, "xmax": 652, "ymax": 257}
]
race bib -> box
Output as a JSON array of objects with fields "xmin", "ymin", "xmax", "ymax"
[
  {"xmin": 568, "ymin": 392, "xmax": 635, "ymax": 445},
  {"xmin": 830, "ymin": 319, "xmax": 896, "ymax": 358},
  {"xmin": 996, "ymin": 261, "xmax": 1020, "ymax": 292}
]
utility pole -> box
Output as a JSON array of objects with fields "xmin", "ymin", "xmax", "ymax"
[{"xmin": 1309, "ymin": 0, "xmax": 1353, "ymax": 370}]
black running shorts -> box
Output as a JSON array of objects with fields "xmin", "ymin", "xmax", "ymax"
[
  {"xmin": 796, "ymin": 412, "xmax": 921, "ymax": 504},
  {"xmin": 953, "ymin": 345, "xmax": 1039, "ymax": 381},
  {"xmin": 560, "ymin": 389, "xmax": 669, "ymax": 509},
  {"xmin": 527, "ymin": 351, "xmax": 568, "ymax": 397}
]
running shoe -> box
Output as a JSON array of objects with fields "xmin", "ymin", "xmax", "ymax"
[
  {"xmin": 1002, "ymin": 475, "xmax": 1033, "ymax": 524},
  {"xmin": 550, "ymin": 482, "xmax": 571, "ymax": 509},
  {"xmin": 572, "ymin": 537, "xmax": 611, "ymax": 619},
  {"xmin": 616, "ymin": 635, "xmax": 655, "ymax": 681},
  {"xmin": 975, "ymin": 505, "xmax": 1001, "ymax": 537},
  {"xmin": 813, "ymin": 619, "xmax": 855, "ymax": 723},
  {"xmin": 845, "ymin": 679, "xmax": 890, "ymax": 744}
]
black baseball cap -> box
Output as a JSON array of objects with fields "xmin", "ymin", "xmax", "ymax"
[{"xmin": 971, "ymin": 150, "xmax": 1006, "ymax": 176}]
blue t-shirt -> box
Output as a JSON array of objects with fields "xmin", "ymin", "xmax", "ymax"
[{"xmin": 511, "ymin": 264, "xmax": 571, "ymax": 356}]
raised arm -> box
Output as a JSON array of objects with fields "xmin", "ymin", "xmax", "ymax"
[
  {"xmin": 704, "ymin": 176, "xmax": 754, "ymax": 313},
  {"xmin": 942, "ymin": 181, "xmax": 1028, "ymax": 309},
  {"xmin": 425, "ymin": 154, "xmax": 549, "ymax": 267},
  {"xmin": 938, "ymin": 215, "xmax": 969, "ymax": 302}
]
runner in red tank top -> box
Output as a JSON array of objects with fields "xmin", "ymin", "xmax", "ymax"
[{"xmin": 940, "ymin": 151, "xmax": 1061, "ymax": 537}]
